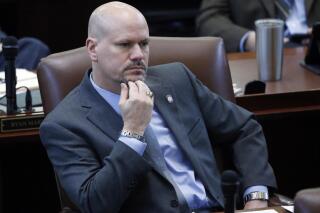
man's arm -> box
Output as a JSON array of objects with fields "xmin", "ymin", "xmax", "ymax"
[
  {"xmin": 196, "ymin": 0, "xmax": 251, "ymax": 52},
  {"xmin": 40, "ymin": 81, "xmax": 155, "ymax": 213},
  {"xmin": 243, "ymin": 186, "xmax": 269, "ymax": 209},
  {"xmin": 182, "ymin": 65, "xmax": 277, "ymax": 208},
  {"xmin": 40, "ymin": 121, "xmax": 151, "ymax": 213}
]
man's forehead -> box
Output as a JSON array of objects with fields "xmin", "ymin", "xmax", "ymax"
[
  {"xmin": 105, "ymin": 18, "xmax": 149, "ymax": 39},
  {"xmin": 111, "ymin": 31, "xmax": 149, "ymax": 43},
  {"xmin": 99, "ymin": 14, "xmax": 147, "ymax": 33},
  {"xmin": 97, "ymin": 5, "xmax": 146, "ymax": 26}
]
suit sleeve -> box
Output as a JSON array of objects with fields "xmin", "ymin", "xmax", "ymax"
[
  {"xmin": 40, "ymin": 121, "xmax": 151, "ymax": 213},
  {"xmin": 196, "ymin": 0, "xmax": 251, "ymax": 52},
  {"xmin": 182, "ymin": 65, "xmax": 277, "ymax": 191}
]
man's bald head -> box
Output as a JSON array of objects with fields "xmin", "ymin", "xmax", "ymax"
[{"xmin": 88, "ymin": 1, "xmax": 148, "ymax": 40}]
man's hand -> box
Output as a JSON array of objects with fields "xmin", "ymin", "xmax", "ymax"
[
  {"xmin": 244, "ymin": 200, "xmax": 268, "ymax": 210},
  {"xmin": 245, "ymin": 31, "xmax": 256, "ymax": 51},
  {"xmin": 119, "ymin": 81, "xmax": 154, "ymax": 135}
]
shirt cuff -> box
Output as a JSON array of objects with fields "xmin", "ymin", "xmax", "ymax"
[
  {"xmin": 239, "ymin": 31, "xmax": 251, "ymax": 52},
  {"xmin": 119, "ymin": 136, "xmax": 147, "ymax": 156},
  {"xmin": 243, "ymin": 185, "xmax": 269, "ymax": 198}
]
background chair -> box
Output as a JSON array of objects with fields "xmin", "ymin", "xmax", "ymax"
[
  {"xmin": 37, "ymin": 36, "xmax": 235, "ymax": 212},
  {"xmin": 37, "ymin": 36, "xmax": 234, "ymax": 113},
  {"xmin": 294, "ymin": 188, "xmax": 320, "ymax": 213}
]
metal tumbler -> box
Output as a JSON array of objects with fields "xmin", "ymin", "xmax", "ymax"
[{"xmin": 255, "ymin": 19, "xmax": 284, "ymax": 81}]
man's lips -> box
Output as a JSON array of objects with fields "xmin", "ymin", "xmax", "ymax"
[
  {"xmin": 126, "ymin": 66, "xmax": 145, "ymax": 70},
  {"xmin": 125, "ymin": 66, "xmax": 146, "ymax": 74}
]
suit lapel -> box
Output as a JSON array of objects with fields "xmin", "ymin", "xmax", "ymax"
[
  {"xmin": 79, "ymin": 71, "xmax": 123, "ymax": 142},
  {"xmin": 260, "ymin": 0, "xmax": 276, "ymax": 17},
  {"xmin": 146, "ymin": 76, "xmax": 203, "ymax": 180},
  {"xmin": 86, "ymin": 103, "xmax": 123, "ymax": 141},
  {"xmin": 146, "ymin": 73, "xmax": 223, "ymax": 205},
  {"xmin": 305, "ymin": 0, "xmax": 314, "ymax": 15}
]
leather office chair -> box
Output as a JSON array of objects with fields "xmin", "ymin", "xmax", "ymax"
[
  {"xmin": 38, "ymin": 36, "xmax": 234, "ymax": 113},
  {"xmin": 294, "ymin": 188, "xmax": 320, "ymax": 213},
  {"xmin": 37, "ymin": 36, "xmax": 234, "ymax": 212}
]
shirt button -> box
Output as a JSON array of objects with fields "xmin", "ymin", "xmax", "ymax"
[{"xmin": 170, "ymin": 199, "xmax": 179, "ymax": 208}]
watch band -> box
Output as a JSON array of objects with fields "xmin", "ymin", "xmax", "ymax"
[
  {"xmin": 244, "ymin": 191, "xmax": 269, "ymax": 203},
  {"xmin": 120, "ymin": 130, "xmax": 145, "ymax": 142}
]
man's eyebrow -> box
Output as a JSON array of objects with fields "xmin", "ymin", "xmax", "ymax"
[{"xmin": 115, "ymin": 39, "xmax": 131, "ymax": 43}]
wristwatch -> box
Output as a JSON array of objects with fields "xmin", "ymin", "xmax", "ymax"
[
  {"xmin": 244, "ymin": 191, "xmax": 269, "ymax": 204},
  {"xmin": 120, "ymin": 130, "xmax": 145, "ymax": 142}
]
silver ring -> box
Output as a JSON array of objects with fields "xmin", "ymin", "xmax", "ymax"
[{"xmin": 146, "ymin": 90, "xmax": 154, "ymax": 98}]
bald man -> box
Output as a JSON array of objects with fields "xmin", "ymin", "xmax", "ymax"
[{"xmin": 40, "ymin": 2, "xmax": 277, "ymax": 213}]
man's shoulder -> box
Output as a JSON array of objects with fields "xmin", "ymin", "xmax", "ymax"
[
  {"xmin": 148, "ymin": 62, "xmax": 185, "ymax": 70},
  {"xmin": 44, "ymin": 85, "xmax": 84, "ymax": 123},
  {"xmin": 148, "ymin": 62, "xmax": 190, "ymax": 77},
  {"xmin": 147, "ymin": 62, "xmax": 197, "ymax": 90}
]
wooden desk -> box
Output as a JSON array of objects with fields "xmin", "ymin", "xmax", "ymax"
[
  {"xmin": 228, "ymin": 48, "xmax": 320, "ymax": 116},
  {"xmin": 213, "ymin": 206, "xmax": 290, "ymax": 213},
  {"xmin": 228, "ymin": 48, "xmax": 320, "ymax": 198},
  {"xmin": 236, "ymin": 206, "xmax": 289, "ymax": 213}
]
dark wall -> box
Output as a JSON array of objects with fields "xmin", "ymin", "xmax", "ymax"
[
  {"xmin": 258, "ymin": 111, "xmax": 320, "ymax": 198},
  {"xmin": 0, "ymin": 0, "xmax": 200, "ymax": 53}
]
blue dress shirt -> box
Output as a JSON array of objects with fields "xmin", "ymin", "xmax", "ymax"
[{"xmin": 286, "ymin": 0, "xmax": 308, "ymax": 35}]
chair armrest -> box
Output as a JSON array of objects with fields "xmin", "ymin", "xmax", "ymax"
[
  {"xmin": 269, "ymin": 193, "xmax": 294, "ymax": 206},
  {"xmin": 294, "ymin": 188, "xmax": 320, "ymax": 213},
  {"xmin": 60, "ymin": 207, "xmax": 80, "ymax": 213}
]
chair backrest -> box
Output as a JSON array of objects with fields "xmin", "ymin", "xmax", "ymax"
[
  {"xmin": 37, "ymin": 36, "xmax": 234, "ymax": 212},
  {"xmin": 294, "ymin": 188, "xmax": 320, "ymax": 213},
  {"xmin": 37, "ymin": 36, "xmax": 234, "ymax": 114}
]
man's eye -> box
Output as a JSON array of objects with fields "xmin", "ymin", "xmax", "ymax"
[
  {"xmin": 118, "ymin": 43, "xmax": 131, "ymax": 48},
  {"xmin": 140, "ymin": 41, "xmax": 149, "ymax": 48}
]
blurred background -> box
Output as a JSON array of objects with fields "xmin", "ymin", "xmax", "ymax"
[{"xmin": 0, "ymin": 0, "xmax": 200, "ymax": 53}]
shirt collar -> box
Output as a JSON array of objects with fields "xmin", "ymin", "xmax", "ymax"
[{"xmin": 89, "ymin": 72, "xmax": 121, "ymax": 115}]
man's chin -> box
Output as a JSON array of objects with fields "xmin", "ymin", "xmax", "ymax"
[{"xmin": 123, "ymin": 75, "xmax": 146, "ymax": 83}]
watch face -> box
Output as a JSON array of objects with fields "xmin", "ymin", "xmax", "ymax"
[
  {"xmin": 244, "ymin": 191, "xmax": 269, "ymax": 203},
  {"xmin": 121, "ymin": 130, "xmax": 145, "ymax": 142}
]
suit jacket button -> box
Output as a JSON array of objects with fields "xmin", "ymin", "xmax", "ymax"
[
  {"xmin": 127, "ymin": 180, "xmax": 137, "ymax": 191},
  {"xmin": 170, "ymin": 199, "xmax": 179, "ymax": 208},
  {"xmin": 130, "ymin": 180, "xmax": 137, "ymax": 187}
]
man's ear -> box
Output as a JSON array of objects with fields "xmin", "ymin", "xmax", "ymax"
[{"xmin": 86, "ymin": 37, "xmax": 98, "ymax": 62}]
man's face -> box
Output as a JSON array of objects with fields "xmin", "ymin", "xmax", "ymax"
[{"xmin": 91, "ymin": 17, "xmax": 150, "ymax": 92}]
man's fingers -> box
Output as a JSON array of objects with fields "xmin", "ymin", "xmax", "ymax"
[
  {"xmin": 119, "ymin": 83, "xmax": 128, "ymax": 105},
  {"xmin": 128, "ymin": 81, "xmax": 139, "ymax": 98},
  {"xmin": 135, "ymin": 80, "xmax": 153, "ymax": 99},
  {"xmin": 135, "ymin": 80, "xmax": 147, "ymax": 90}
]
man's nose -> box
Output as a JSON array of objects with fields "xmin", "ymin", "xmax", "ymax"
[{"xmin": 130, "ymin": 44, "xmax": 144, "ymax": 60}]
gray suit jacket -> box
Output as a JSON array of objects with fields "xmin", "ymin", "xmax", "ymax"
[
  {"xmin": 40, "ymin": 63, "xmax": 277, "ymax": 213},
  {"xmin": 197, "ymin": 0, "xmax": 320, "ymax": 52}
]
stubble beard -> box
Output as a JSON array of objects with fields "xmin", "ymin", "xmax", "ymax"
[{"xmin": 121, "ymin": 61, "xmax": 148, "ymax": 84}]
